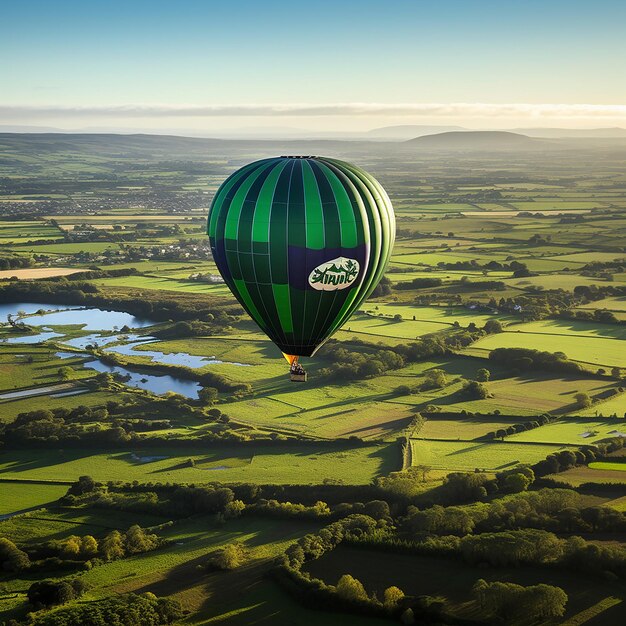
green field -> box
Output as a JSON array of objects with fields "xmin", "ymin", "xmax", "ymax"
[
  {"xmin": 0, "ymin": 482, "xmax": 69, "ymax": 515},
  {"xmin": 0, "ymin": 444, "xmax": 396, "ymax": 485},
  {"xmin": 589, "ymin": 461, "xmax": 626, "ymax": 472},
  {"xmin": 410, "ymin": 439, "xmax": 571, "ymax": 472},
  {"xmin": 428, "ymin": 375, "xmax": 618, "ymax": 415},
  {"xmin": 507, "ymin": 418, "xmax": 626, "ymax": 445},
  {"xmin": 418, "ymin": 415, "xmax": 528, "ymax": 440},
  {"xmin": 468, "ymin": 330, "xmax": 626, "ymax": 368}
]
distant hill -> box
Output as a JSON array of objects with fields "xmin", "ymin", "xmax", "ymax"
[
  {"xmin": 368, "ymin": 125, "xmax": 466, "ymax": 140},
  {"xmin": 406, "ymin": 130, "xmax": 545, "ymax": 150},
  {"xmin": 510, "ymin": 127, "xmax": 626, "ymax": 138}
]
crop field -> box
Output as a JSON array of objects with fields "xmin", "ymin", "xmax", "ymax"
[
  {"xmin": 219, "ymin": 379, "xmax": 417, "ymax": 439},
  {"xmin": 0, "ymin": 443, "xmax": 396, "ymax": 484},
  {"xmin": 0, "ymin": 389, "xmax": 138, "ymax": 421},
  {"xmin": 409, "ymin": 439, "xmax": 572, "ymax": 472},
  {"xmin": 8, "ymin": 241, "xmax": 120, "ymax": 255},
  {"xmin": 0, "ymin": 267, "xmax": 83, "ymax": 279}
]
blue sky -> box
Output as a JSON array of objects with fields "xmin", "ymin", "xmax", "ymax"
[{"xmin": 2, "ymin": 0, "xmax": 625, "ymax": 132}]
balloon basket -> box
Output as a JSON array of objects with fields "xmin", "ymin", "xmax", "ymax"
[{"xmin": 290, "ymin": 372, "xmax": 307, "ymax": 383}]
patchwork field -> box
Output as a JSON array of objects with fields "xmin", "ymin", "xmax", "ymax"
[{"xmin": 2, "ymin": 134, "xmax": 626, "ymax": 626}]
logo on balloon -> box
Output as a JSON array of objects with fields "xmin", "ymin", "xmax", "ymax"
[{"xmin": 308, "ymin": 257, "xmax": 360, "ymax": 291}]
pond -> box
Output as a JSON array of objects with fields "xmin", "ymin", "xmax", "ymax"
[
  {"xmin": 62, "ymin": 333, "xmax": 249, "ymax": 369},
  {"xmin": 23, "ymin": 308, "xmax": 153, "ymax": 330},
  {"xmin": 56, "ymin": 352, "xmax": 203, "ymax": 399},
  {"xmin": 0, "ymin": 302, "xmax": 70, "ymax": 320},
  {"xmin": 106, "ymin": 339, "xmax": 250, "ymax": 369},
  {"xmin": 2, "ymin": 330, "xmax": 64, "ymax": 344},
  {"xmin": 62, "ymin": 333, "xmax": 147, "ymax": 350}
]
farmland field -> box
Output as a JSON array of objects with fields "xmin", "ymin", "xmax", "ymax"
[
  {"xmin": 0, "ymin": 482, "xmax": 69, "ymax": 515},
  {"xmin": 409, "ymin": 439, "xmax": 572, "ymax": 472},
  {"xmin": 467, "ymin": 331, "xmax": 626, "ymax": 368},
  {"xmin": 0, "ymin": 444, "xmax": 396, "ymax": 484},
  {"xmin": 507, "ymin": 418, "xmax": 626, "ymax": 445}
]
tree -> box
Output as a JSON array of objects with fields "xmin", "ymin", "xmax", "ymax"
[
  {"xmin": 27, "ymin": 579, "xmax": 83, "ymax": 608},
  {"xmin": 383, "ymin": 586, "xmax": 404, "ymax": 611},
  {"xmin": 526, "ymin": 583, "xmax": 567, "ymax": 619},
  {"xmin": 414, "ymin": 464, "xmax": 431, "ymax": 482},
  {"xmin": 101, "ymin": 530, "xmax": 125, "ymax": 561},
  {"xmin": 475, "ymin": 368, "xmax": 490, "ymax": 382},
  {"xmin": 124, "ymin": 525, "xmax": 159, "ymax": 554},
  {"xmin": 0, "ymin": 537, "xmax": 30, "ymax": 572},
  {"xmin": 207, "ymin": 542, "xmax": 248, "ymax": 570},
  {"xmin": 463, "ymin": 380, "xmax": 489, "ymax": 399},
  {"xmin": 484, "ymin": 319, "xmax": 503, "ymax": 334},
  {"xmin": 61, "ymin": 535, "xmax": 82, "ymax": 558},
  {"xmin": 80, "ymin": 535, "xmax": 99, "ymax": 558},
  {"xmin": 68, "ymin": 475, "xmax": 96, "ymax": 496},
  {"xmin": 363, "ymin": 500, "xmax": 390, "ymax": 521},
  {"xmin": 224, "ymin": 499, "xmax": 246, "ymax": 519},
  {"xmin": 611, "ymin": 367, "xmax": 622, "ymax": 379},
  {"xmin": 504, "ymin": 472, "xmax": 531, "ymax": 493},
  {"xmin": 472, "ymin": 578, "xmax": 567, "ymax": 621},
  {"xmin": 424, "ymin": 368, "xmax": 447, "ymax": 389},
  {"xmin": 57, "ymin": 366, "xmax": 72, "ymax": 381},
  {"xmin": 574, "ymin": 392, "xmax": 592, "ymax": 409},
  {"xmin": 198, "ymin": 386, "xmax": 218, "ymax": 405},
  {"xmin": 336, "ymin": 574, "xmax": 369, "ymax": 602}
]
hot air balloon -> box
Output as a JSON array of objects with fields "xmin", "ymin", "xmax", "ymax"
[{"xmin": 207, "ymin": 156, "xmax": 395, "ymax": 381}]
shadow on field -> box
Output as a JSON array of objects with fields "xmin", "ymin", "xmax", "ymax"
[
  {"xmin": 345, "ymin": 415, "xmax": 414, "ymax": 437},
  {"xmin": 0, "ymin": 449, "xmax": 90, "ymax": 474}
]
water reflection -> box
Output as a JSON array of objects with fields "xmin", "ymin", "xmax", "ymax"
[{"xmin": 56, "ymin": 352, "xmax": 202, "ymax": 399}]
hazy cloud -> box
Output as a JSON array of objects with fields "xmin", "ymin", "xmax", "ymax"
[{"xmin": 1, "ymin": 103, "xmax": 625, "ymax": 119}]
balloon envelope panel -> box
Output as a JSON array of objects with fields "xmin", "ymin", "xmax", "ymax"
[{"xmin": 207, "ymin": 156, "xmax": 395, "ymax": 357}]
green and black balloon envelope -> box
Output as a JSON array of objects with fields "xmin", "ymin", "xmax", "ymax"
[{"xmin": 207, "ymin": 156, "xmax": 395, "ymax": 370}]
